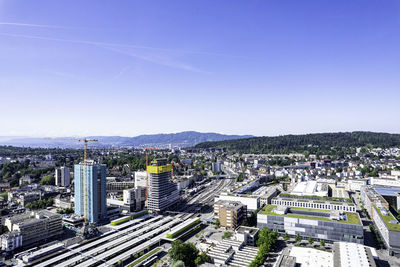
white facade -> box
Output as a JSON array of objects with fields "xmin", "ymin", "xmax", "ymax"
[
  {"xmin": 216, "ymin": 194, "xmax": 259, "ymax": 211},
  {"xmin": 271, "ymin": 198, "xmax": 356, "ymax": 212},
  {"xmin": 1, "ymin": 232, "xmax": 22, "ymax": 252},
  {"xmin": 134, "ymin": 171, "xmax": 147, "ymax": 188}
]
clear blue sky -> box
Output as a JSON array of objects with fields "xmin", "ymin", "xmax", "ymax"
[{"xmin": 0, "ymin": 0, "xmax": 399, "ymax": 137}]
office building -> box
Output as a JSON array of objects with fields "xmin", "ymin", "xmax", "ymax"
[
  {"xmin": 271, "ymin": 196, "xmax": 356, "ymax": 212},
  {"xmin": 147, "ymin": 158, "xmax": 179, "ymax": 213},
  {"xmin": 257, "ymin": 205, "xmax": 363, "ymax": 244},
  {"xmin": 4, "ymin": 210, "xmax": 62, "ymax": 248},
  {"xmin": 74, "ymin": 161, "xmax": 107, "ymax": 223},
  {"xmin": 55, "ymin": 166, "xmax": 70, "ymax": 187},
  {"xmin": 214, "ymin": 200, "xmax": 247, "ymax": 229},
  {"xmin": 1, "ymin": 232, "xmax": 22, "ymax": 252}
]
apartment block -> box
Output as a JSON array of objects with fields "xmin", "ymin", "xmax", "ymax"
[{"xmin": 214, "ymin": 200, "xmax": 247, "ymax": 229}]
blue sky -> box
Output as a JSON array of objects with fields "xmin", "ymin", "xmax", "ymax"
[{"xmin": 0, "ymin": 0, "xmax": 399, "ymax": 137}]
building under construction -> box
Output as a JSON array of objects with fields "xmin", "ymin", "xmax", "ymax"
[
  {"xmin": 147, "ymin": 158, "xmax": 179, "ymax": 213},
  {"xmin": 74, "ymin": 160, "xmax": 107, "ymax": 223}
]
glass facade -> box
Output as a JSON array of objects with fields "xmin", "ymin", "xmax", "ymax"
[{"xmin": 74, "ymin": 163, "xmax": 107, "ymax": 223}]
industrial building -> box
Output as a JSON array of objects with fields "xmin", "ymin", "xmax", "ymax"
[
  {"xmin": 214, "ymin": 200, "xmax": 247, "ymax": 229},
  {"xmin": 257, "ymin": 205, "xmax": 363, "ymax": 244},
  {"xmin": 147, "ymin": 158, "xmax": 179, "ymax": 213},
  {"xmin": 74, "ymin": 161, "xmax": 107, "ymax": 223}
]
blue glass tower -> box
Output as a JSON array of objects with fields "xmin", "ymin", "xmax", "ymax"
[{"xmin": 74, "ymin": 161, "xmax": 107, "ymax": 223}]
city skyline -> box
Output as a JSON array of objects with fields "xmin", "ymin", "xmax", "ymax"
[{"xmin": 1, "ymin": 0, "xmax": 400, "ymax": 137}]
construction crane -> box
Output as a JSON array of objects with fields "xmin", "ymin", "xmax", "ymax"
[
  {"xmin": 145, "ymin": 148, "xmax": 159, "ymax": 205},
  {"xmin": 44, "ymin": 137, "xmax": 98, "ymax": 222}
]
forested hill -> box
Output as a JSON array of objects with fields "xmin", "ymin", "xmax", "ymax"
[{"xmin": 195, "ymin": 132, "xmax": 400, "ymax": 154}]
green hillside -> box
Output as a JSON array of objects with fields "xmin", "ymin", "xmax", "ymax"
[{"xmin": 195, "ymin": 132, "xmax": 400, "ymax": 154}]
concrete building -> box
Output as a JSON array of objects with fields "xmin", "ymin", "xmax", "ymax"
[
  {"xmin": 134, "ymin": 171, "xmax": 147, "ymax": 188},
  {"xmin": 372, "ymin": 205, "xmax": 400, "ymax": 256},
  {"xmin": 55, "ymin": 166, "xmax": 70, "ymax": 187},
  {"xmin": 271, "ymin": 196, "xmax": 356, "ymax": 212},
  {"xmin": 74, "ymin": 161, "xmax": 107, "ymax": 223},
  {"xmin": 214, "ymin": 200, "xmax": 247, "ymax": 229},
  {"xmin": 147, "ymin": 159, "xmax": 179, "ymax": 213},
  {"xmin": 234, "ymin": 226, "xmax": 259, "ymax": 246},
  {"xmin": 277, "ymin": 246, "xmax": 333, "ymax": 267},
  {"xmin": 216, "ymin": 193, "xmax": 260, "ymax": 211},
  {"xmin": 347, "ymin": 179, "xmax": 368, "ymax": 192},
  {"xmin": 106, "ymin": 177, "xmax": 135, "ymax": 192},
  {"xmin": 19, "ymin": 175, "xmax": 33, "ymax": 186},
  {"xmin": 257, "ymin": 205, "xmax": 363, "ymax": 244},
  {"xmin": 18, "ymin": 192, "xmax": 41, "ymax": 207},
  {"xmin": 252, "ymin": 186, "xmax": 279, "ymax": 206},
  {"xmin": 212, "ymin": 162, "xmax": 222, "ymax": 173},
  {"xmin": 1, "ymin": 232, "xmax": 22, "ymax": 252},
  {"xmin": 290, "ymin": 181, "xmax": 329, "ymax": 197},
  {"xmin": 4, "ymin": 210, "xmax": 63, "ymax": 248}
]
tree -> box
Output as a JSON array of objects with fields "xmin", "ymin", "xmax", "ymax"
[
  {"xmin": 169, "ymin": 240, "xmax": 199, "ymax": 267},
  {"xmin": 320, "ymin": 239, "xmax": 325, "ymax": 247},
  {"xmin": 40, "ymin": 174, "xmax": 55, "ymax": 185},
  {"xmin": 171, "ymin": 261, "xmax": 185, "ymax": 267},
  {"xmin": 283, "ymin": 232, "xmax": 290, "ymax": 242},
  {"xmin": 222, "ymin": 231, "xmax": 232, "ymax": 239},
  {"xmin": 295, "ymin": 234, "xmax": 301, "ymax": 243},
  {"xmin": 215, "ymin": 218, "xmax": 220, "ymax": 228},
  {"xmin": 308, "ymin": 237, "xmax": 314, "ymax": 246}
]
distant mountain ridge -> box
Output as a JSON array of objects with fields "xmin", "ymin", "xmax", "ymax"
[
  {"xmin": 195, "ymin": 131, "xmax": 400, "ymax": 154},
  {"xmin": 0, "ymin": 131, "xmax": 253, "ymax": 148}
]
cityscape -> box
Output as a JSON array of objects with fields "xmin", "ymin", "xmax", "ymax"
[{"xmin": 1, "ymin": 1, "xmax": 400, "ymax": 267}]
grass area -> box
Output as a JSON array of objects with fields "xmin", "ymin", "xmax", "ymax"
[
  {"xmin": 128, "ymin": 247, "xmax": 161, "ymax": 267},
  {"xmin": 110, "ymin": 210, "xmax": 148, "ymax": 226},
  {"xmin": 375, "ymin": 206, "xmax": 400, "ymax": 231},
  {"xmin": 166, "ymin": 219, "xmax": 201, "ymax": 239},
  {"xmin": 260, "ymin": 205, "xmax": 361, "ymax": 225},
  {"xmin": 289, "ymin": 206, "xmax": 330, "ymax": 213}
]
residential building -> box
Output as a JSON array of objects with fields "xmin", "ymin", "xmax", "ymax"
[
  {"xmin": 257, "ymin": 205, "xmax": 363, "ymax": 244},
  {"xmin": 19, "ymin": 175, "xmax": 33, "ymax": 186},
  {"xmin": 4, "ymin": 210, "xmax": 63, "ymax": 248},
  {"xmin": 55, "ymin": 166, "xmax": 70, "ymax": 187},
  {"xmin": 147, "ymin": 158, "xmax": 179, "ymax": 213},
  {"xmin": 214, "ymin": 200, "xmax": 247, "ymax": 229},
  {"xmin": 74, "ymin": 161, "xmax": 107, "ymax": 223}
]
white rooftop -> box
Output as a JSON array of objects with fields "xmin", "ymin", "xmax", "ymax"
[
  {"xmin": 289, "ymin": 246, "xmax": 333, "ymax": 267},
  {"xmin": 336, "ymin": 242, "xmax": 377, "ymax": 267}
]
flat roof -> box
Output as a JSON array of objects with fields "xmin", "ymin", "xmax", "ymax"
[
  {"xmin": 288, "ymin": 247, "xmax": 333, "ymax": 267},
  {"xmin": 260, "ymin": 205, "xmax": 361, "ymax": 225}
]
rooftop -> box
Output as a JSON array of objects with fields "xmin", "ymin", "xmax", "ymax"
[
  {"xmin": 374, "ymin": 205, "xmax": 400, "ymax": 231},
  {"xmin": 260, "ymin": 205, "xmax": 361, "ymax": 225}
]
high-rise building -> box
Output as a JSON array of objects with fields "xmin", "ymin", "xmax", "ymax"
[
  {"xmin": 74, "ymin": 161, "xmax": 107, "ymax": 223},
  {"xmin": 55, "ymin": 166, "xmax": 70, "ymax": 187},
  {"xmin": 147, "ymin": 158, "xmax": 179, "ymax": 213}
]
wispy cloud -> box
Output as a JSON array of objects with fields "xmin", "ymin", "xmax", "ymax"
[
  {"xmin": 0, "ymin": 22, "xmax": 74, "ymax": 29},
  {"xmin": 0, "ymin": 32, "xmax": 210, "ymax": 73}
]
